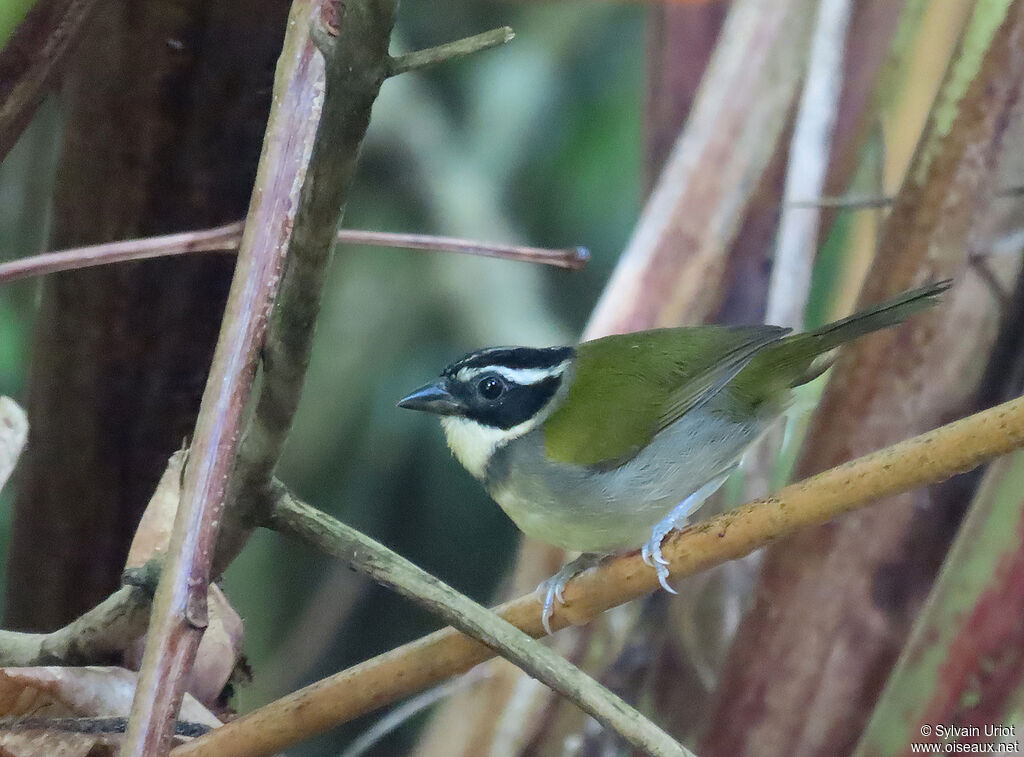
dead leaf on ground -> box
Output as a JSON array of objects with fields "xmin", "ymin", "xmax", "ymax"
[{"xmin": 0, "ymin": 666, "xmax": 220, "ymax": 755}]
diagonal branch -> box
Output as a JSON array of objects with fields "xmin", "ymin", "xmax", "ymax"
[
  {"xmin": 121, "ymin": 1, "xmax": 326, "ymax": 752},
  {"xmin": 267, "ymin": 485, "xmax": 691, "ymax": 757},
  {"xmin": 174, "ymin": 392, "xmax": 1024, "ymax": 757},
  {"xmin": 0, "ymin": 565, "xmax": 158, "ymax": 667}
]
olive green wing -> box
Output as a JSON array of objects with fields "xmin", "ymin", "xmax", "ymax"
[{"xmin": 543, "ymin": 325, "xmax": 789, "ymax": 468}]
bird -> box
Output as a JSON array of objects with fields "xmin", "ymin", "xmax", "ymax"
[{"xmin": 398, "ymin": 280, "xmax": 950, "ymax": 633}]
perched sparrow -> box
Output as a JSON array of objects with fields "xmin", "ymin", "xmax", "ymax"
[{"xmin": 400, "ymin": 281, "xmax": 949, "ymax": 632}]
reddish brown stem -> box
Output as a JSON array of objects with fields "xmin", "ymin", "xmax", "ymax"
[
  {"xmin": 0, "ymin": 226, "xmax": 586, "ymax": 285},
  {"xmin": 120, "ymin": 2, "xmax": 324, "ymax": 753}
]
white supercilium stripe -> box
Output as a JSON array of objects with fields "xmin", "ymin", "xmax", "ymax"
[{"xmin": 456, "ymin": 360, "xmax": 571, "ymax": 386}]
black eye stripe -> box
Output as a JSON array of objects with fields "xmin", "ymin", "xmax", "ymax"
[{"xmin": 463, "ymin": 375, "xmax": 562, "ymax": 430}]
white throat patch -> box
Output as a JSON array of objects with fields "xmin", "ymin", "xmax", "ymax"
[{"xmin": 440, "ymin": 414, "xmax": 541, "ymax": 480}]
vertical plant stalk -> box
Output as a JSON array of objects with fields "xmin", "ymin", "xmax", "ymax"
[
  {"xmin": 744, "ymin": 0, "xmax": 853, "ymax": 509},
  {"xmin": 765, "ymin": 0, "xmax": 854, "ymax": 329},
  {"xmin": 213, "ymin": 0, "xmax": 400, "ymax": 573},
  {"xmin": 585, "ymin": 0, "xmax": 817, "ymax": 337},
  {"xmin": 121, "ymin": 2, "xmax": 324, "ymax": 752},
  {"xmin": 703, "ymin": 3, "xmax": 1024, "ymax": 756},
  {"xmin": 853, "ymin": 274, "xmax": 1024, "ymax": 756},
  {"xmin": 641, "ymin": 1, "xmax": 727, "ymax": 197}
]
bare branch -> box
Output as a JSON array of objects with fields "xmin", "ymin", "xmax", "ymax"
[
  {"xmin": 265, "ymin": 486, "xmax": 691, "ymax": 757},
  {"xmin": 0, "ymin": 582, "xmax": 153, "ymax": 667},
  {"xmin": 388, "ymin": 27, "xmax": 514, "ymax": 76},
  {"xmin": 0, "ymin": 224, "xmax": 242, "ymax": 285},
  {"xmin": 215, "ymin": 0, "xmax": 399, "ymax": 571},
  {"xmin": 0, "ymin": 225, "xmax": 586, "ymax": 285},
  {"xmin": 337, "ymin": 229, "xmax": 589, "ymax": 269}
]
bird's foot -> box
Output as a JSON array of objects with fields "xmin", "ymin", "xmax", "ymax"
[
  {"xmin": 641, "ymin": 472, "xmax": 733, "ymax": 593},
  {"xmin": 536, "ymin": 553, "xmax": 605, "ymax": 635}
]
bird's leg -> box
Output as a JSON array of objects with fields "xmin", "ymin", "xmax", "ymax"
[
  {"xmin": 642, "ymin": 471, "xmax": 733, "ymax": 593},
  {"xmin": 536, "ymin": 552, "xmax": 606, "ymax": 635}
]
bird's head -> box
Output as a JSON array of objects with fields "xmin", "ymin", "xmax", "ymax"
[{"xmin": 398, "ymin": 346, "xmax": 575, "ymax": 478}]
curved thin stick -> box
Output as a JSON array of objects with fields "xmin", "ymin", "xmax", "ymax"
[{"xmin": 0, "ymin": 226, "xmax": 587, "ymax": 285}]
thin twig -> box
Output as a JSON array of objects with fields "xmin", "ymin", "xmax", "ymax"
[
  {"xmin": 388, "ymin": 27, "xmax": 514, "ymax": 76},
  {"xmin": 337, "ymin": 229, "xmax": 588, "ymax": 269},
  {"xmin": 0, "ymin": 226, "xmax": 586, "ymax": 285},
  {"xmin": 0, "ymin": 224, "xmax": 243, "ymax": 284},
  {"xmin": 266, "ymin": 487, "xmax": 691, "ymax": 757},
  {"xmin": 173, "ymin": 392, "xmax": 1024, "ymax": 757},
  {"xmin": 121, "ymin": 1, "xmax": 325, "ymax": 753},
  {"xmin": 765, "ymin": 0, "xmax": 853, "ymax": 329},
  {"xmin": 787, "ymin": 183, "xmax": 1024, "ymax": 210}
]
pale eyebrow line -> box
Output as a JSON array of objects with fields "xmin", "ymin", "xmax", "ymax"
[{"xmin": 456, "ymin": 361, "xmax": 571, "ymax": 386}]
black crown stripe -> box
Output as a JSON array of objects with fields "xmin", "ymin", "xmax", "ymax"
[{"xmin": 442, "ymin": 346, "xmax": 574, "ymax": 376}]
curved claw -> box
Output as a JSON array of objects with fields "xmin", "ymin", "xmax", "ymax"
[
  {"xmin": 536, "ymin": 554, "xmax": 605, "ymax": 635},
  {"xmin": 656, "ymin": 562, "xmax": 677, "ymax": 594},
  {"xmin": 643, "ymin": 472, "xmax": 734, "ymax": 593},
  {"xmin": 542, "ymin": 585, "xmax": 559, "ymax": 635},
  {"xmin": 641, "ymin": 541, "xmax": 654, "ymax": 567}
]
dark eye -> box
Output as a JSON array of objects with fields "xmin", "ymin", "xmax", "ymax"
[{"xmin": 478, "ymin": 375, "xmax": 504, "ymax": 400}]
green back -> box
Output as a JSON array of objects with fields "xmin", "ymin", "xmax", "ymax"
[{"xmin": 543, "ymin": 326, "xmax": 789, "ymax": 467}]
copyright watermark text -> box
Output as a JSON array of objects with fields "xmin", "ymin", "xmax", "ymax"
[{"xmin": 911, "ymin": 724, "xmax": 1020, "ymax": 753}]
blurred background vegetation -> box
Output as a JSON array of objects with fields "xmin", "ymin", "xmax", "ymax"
[
  {"xmin": 3, "ymin": 0, "xmax": 1024, "ymax": 755},
  {"xmin": 0, "ymin": 1, "xmax": 644, "ymax": 752}
]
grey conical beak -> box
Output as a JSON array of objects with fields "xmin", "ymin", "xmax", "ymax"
[{"xmin": 397, "ymin": 380, "xmax": 464, "ymax": 416}]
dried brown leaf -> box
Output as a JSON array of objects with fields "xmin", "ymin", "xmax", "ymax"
[{"xmin": 0, "ymin": 397, "xmax": 27, "ymax": 496}]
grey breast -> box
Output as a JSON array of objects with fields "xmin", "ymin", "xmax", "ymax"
[{"xmin": 483, "ymin": 405, "xmax": 765, "ymax": 553}]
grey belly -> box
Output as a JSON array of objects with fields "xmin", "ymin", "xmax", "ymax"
[{"xmin": 485, "ymin": 407, "xmax": 766, "ymax": 553}]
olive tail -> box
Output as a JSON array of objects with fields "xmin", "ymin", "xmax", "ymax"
[
  {"xmin": 744, "ymin": 280, "xmax": 952, "ymax": 393},
  {"xmin": 804, "ymin": 279, "xmax": 952, "ymax": 353}
]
